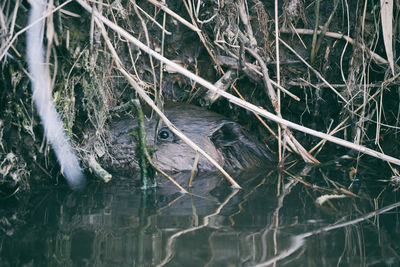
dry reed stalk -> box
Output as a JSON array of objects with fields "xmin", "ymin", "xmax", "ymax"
[
  {"xmin": 146, "ymin": 0, "xmax": 200, "ymax": 32},
  {"xmin": 133, "ymin": 3, "xmax": 171, "ymax": 35},
  {"xmin": 280, "ymin": 28, "xmax": 389, "ymax": 65},
  {"xmin": 274, "ymin": 0, "xmax": 282, "ymax": 163}
]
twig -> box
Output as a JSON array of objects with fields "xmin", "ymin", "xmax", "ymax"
[
  {"xmin": 310, "ymin": 0, "xmax": 320, "ymax": 64},
  {"xmin": 202, "ymin": 70, "xmax": 237, "ymax": 105},
  {"xmin": 216, "ymin": 55, "xmax": 300, "ymax": 101},
  {"xmin": 87, "ymin": 154, "xmax": 112, "ymax": 182},
  {"xmin": 274, "ymin": 0, "xmax": 282, "ymax": 163},
  {"xmin": 280, "ymin": 27, "xmax": 389, "ymax": 65},
  {"xmin": 238, "ymin": 0, "xmax": 257, "ymax": 47},
  {"xmin": 132, "ymin": 0, "xmax": 158, "ymax": 95},
  {"xmin": 146, "ymin": 0, "xmax": 200, "ymax": 32},
  {"xmin": 134, "ymin": 3, "xmax": 171, "ymax": 35},
  {"xmin": 287, "ymin": 80, "xmax": 395, "ymax": 88},
  {"xmin": 188, "ymin": 153, "xmax": 199, "ymax": 187},
  {"xmin": 314, "ymin": 0, "xmax": 340, "ymax": 58}
]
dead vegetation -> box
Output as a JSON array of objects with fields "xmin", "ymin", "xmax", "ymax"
[{"xmin": 1, "ymin": 0, "xmax": 400, "ymax": 192}]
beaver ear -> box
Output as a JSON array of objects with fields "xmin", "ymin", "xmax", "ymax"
[
  {"xmin": 210, "ymin": 122, "xmax": 241, "ymax": 147},
  {"xmin": 211, "ymin": 122, "xmax": 274, "ymax": 169}
]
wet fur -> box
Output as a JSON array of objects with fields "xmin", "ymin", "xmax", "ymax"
[{"xmin": 87, "ymin": 104, "xmax": 273, "ymax": 175}]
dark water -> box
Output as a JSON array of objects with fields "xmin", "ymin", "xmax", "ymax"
[{"xmin": 1, "ymin": 164, "xmax": 399, "ymax": 266}]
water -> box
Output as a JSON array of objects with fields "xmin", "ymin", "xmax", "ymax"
[{"xmin": 1, "ymin": 164, "xmax": 399, "ymax": 266}]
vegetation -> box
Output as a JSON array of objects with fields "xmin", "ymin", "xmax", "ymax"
[{"xmin": 0, "ymin": 0, "xmax": 400, "ymax": 194}]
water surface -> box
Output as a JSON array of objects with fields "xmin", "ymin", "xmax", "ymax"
[{"xmin": 1, "ymin": 164, "xmax": 399, "ymax": 266}]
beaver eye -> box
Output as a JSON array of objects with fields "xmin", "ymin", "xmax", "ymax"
[
  {"xmin": 158, "ymin": 128, "xmax": 172, "ymax": 141},
  {"xmin": 158, "ymin": 130, "xmax": 169, "ymax": 139}
]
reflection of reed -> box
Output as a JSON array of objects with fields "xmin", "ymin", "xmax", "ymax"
[
  {"xmin": 259, "ymin": 173, "xmax": 299, "ymax": 264},
  {"xmin": 228, "ymin": 170, "xmax": 275, "ymax": 225},
  {"xmin": 157, "ymin": 189, "xmax": 239, "ymax": 266},
  {"xmin": 255, "ymin": 201, "xmax": 400, "ymax": 266}
]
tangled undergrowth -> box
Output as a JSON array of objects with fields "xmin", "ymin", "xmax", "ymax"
[{"xmin": 0, "ymin": 0, "xmax": 400, "ymax": 194}]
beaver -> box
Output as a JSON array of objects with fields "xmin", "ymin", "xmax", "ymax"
[{"xmin": 85, "ymin": 104, "xmax": 273, "ymax": 176}]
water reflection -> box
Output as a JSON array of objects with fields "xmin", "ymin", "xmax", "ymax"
[{"xmin": 1, "ymin": 167, "xmax": 399, "ymax": 266}]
